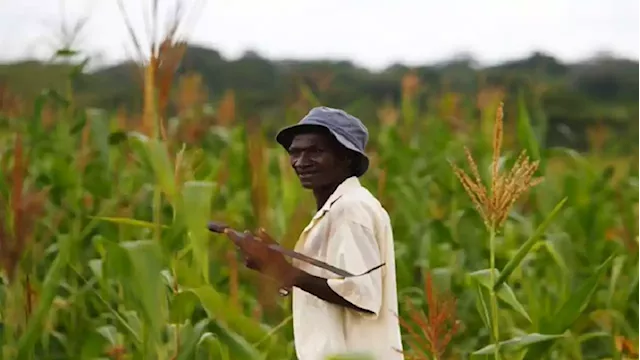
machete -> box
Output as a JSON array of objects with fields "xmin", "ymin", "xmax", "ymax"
[{"xmin": 207, "ymin": 221, "xmax": 384, "ymax": 278}]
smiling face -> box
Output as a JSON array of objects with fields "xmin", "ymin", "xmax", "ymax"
[{"xmin": 287, "ymin": 130, "xmax": 354, "ymax": 189}]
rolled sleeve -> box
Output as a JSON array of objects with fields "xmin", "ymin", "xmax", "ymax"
[{"xmin": 326, "ymin": 218, "xmax": 383, "ymax": 317}]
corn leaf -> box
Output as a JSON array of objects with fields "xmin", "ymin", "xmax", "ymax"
[
  {"xmin": 494, "ymin": 197, "xmax": 567, "ymax": 289},
  {"xmin": 472, "ymin": 333, "xmax": 565, "ymax": 356},
  {"xmin": 469, "ymin": 269, "xmax": 532, "ymax": 323}
]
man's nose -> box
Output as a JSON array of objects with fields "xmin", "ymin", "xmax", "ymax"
[{"xmin": 293, "ymin": 152, "xmax": 311, "ymax": 168}]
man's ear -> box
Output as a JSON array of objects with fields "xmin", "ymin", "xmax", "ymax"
[
  {"xmin": 342, "ymin": 153, "xmax": 357, "ymax": 175},
  {"xmin": 334, "ymin": 143, "xmax": 354, "ymax": 174},
  {"xmin": 343, "ymin": 153, "xmax": 353, "ymax": 166}
]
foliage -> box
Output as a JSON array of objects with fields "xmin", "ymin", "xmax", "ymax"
[
  {"xmin": 0, "ymin": 60, "xmax": 640, "ymax": 360},
  {"xmin": 0, "ymin": 38, "xmax": 638, "ymax": 360},
  {"xmin": 1, "ymin": 48, "xmax": 638, "ymax": 155}
]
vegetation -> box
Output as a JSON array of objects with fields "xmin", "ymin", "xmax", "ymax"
[
  {"xmin": 1, "ymin": 49, "xmax": 638, "ymax": 156},
  {"xmin": 0, "ymin": 7, "xmax": 638, "ymax": 360}
]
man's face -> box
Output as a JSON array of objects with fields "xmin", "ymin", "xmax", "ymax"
[{"xmin": 287, "ymin": 132, "xmax": 350, "ymax": 189}]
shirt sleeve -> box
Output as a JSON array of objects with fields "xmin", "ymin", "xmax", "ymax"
[{"xmin": 325, "ymin": 215, "xmax": 383, "ymax": 318}]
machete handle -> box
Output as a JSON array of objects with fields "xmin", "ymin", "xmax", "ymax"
[{"xmin": 207, "ymin": 221, "xmax": 231, "ymax": 234}]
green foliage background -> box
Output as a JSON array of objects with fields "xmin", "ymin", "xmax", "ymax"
[
  {"xmin": 0, "ymin": 46, "xmax": 638, "ymax": 360},
  {"xmin": 1, "ymin": 46, "xmax": 638, "ymax": 154}
]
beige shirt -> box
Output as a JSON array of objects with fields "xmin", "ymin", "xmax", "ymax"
[{"xmin": 291, "ymin": 176, "xmax": 404, "ymax": 360}]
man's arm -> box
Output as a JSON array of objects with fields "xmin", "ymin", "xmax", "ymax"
[
  {"xmin": 291, "ymin": 268, "xmax": 375, "ymax": 314},
  {"xmin": 290, "ymin": 214, "xmax": 384, "ymax": 316},
  {"xmin": 221, "ymin": 226, "xmax": 377, "ymax": 314}
]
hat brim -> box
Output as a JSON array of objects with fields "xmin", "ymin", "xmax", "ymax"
[{"xmin": 275, "ymin": 123, "xmax": 369, "ymax": 177}]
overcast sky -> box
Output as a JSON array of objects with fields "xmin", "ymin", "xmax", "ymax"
[{"xmin": 1, "ymin": 0, "xmax": 638, "ymax": 70}]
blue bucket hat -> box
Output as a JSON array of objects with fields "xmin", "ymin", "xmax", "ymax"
[{"xmin": 275, "ymin": 106, "xmax": 370, "ymax": 177}]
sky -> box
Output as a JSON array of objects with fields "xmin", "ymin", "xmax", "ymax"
[{"xmin": 1, "ymin": 0, "xmax": 638, "ymax": 71}]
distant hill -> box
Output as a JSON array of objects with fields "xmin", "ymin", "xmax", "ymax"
[{"xmin": 0, "ymin": 45, "xmax": 638, "ymax": 152}]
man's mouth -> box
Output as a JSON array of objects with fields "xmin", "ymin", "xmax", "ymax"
[{"xmin": 298, "ymin": 172, "xmax": 317, "ymax": 179}]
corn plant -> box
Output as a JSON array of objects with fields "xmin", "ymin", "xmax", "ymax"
[{"xmin": 0, "ymin": 19, "xmax": 637, "ymax": 359}]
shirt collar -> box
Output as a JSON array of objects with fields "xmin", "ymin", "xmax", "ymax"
[
  {"xmin": 296, "ymin": 176, "xmax": 362, "ymax": 249},
  {"xmin": 313, "ymin": 176, "xmax": 361, "ymax": 219}
]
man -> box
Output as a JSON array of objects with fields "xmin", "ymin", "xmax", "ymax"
[{"xmin": 225, "ymin": 107, "xmax": 404, "ymax": 360}]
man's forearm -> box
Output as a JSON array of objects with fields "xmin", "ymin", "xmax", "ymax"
[{"xmin": 292, "ymin": 269, "xmax": 374, "ymax": 314}]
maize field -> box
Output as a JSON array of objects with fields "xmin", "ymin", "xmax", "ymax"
[{"xmin": 0, "ymin": 24, "xmax": 638, "ymax": 360}]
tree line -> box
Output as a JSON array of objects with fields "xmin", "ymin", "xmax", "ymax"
[{"xmin": 0, "ymin": 45, "xmax": 637, "ymax": 154}]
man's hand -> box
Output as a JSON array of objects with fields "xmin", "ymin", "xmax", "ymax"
[
  {"xmin": 221, "ymin": 226, "xmax": 376, "ymax": 314},
  {"xmin": 223, "ymin": 228, "xmax": 300, "ymax": 289}
]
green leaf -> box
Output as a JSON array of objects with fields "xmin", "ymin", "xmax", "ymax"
[
  {"xmin": 516, "ymin": 90, "xmax": 541, "ymax": 163},
  {"xmin": 172, "ymin": 286, "xmax": 271, "ymax": 345},
  {"xmin": 474, "ymin": 282, "xmax": 492, "ymax": 331},
  {"xmin": 120, "ymin": 241, "xmax": 167, "ymax": 338},
  {"xmin": 181, "ymin": 181, "xmax": 215, "ymax": 283},
  {"xmin": 472, "ymin": 333, "xmax": 565, "ymax": 356},
  {"xmin": 607, "ymin": 255, "xmax": 626, "ymax": 307},
  {"xmin": 70, "ymin": 57, "xmax": 90, "ymax": 80},
  {"xmin": 79, "ymin": 329, "xmax": 110, "ymax": 358},
  {"xmin": 169, "ymin": 289, "xmax": 198, "ymax": 324},
  {"xmin": 175, "ymin": 319, "xmax": 211, "ymax": 360},
  {"xmin": 87, "ymin": 108, "xmax": 112, "ymax": 171},
  {"xmin": 548, "ymin": 255, "xmax": 615, "ymax": 333},
  {"xmin": 145, "ymin": 138, "xmax": 177, "ymax": 201},
  {"xmin": 494, "ymin": 197, "xmax": 567, "ymax": 289},
  {"xmin": 89, "ymin": 216, "xmax": 170, "ymax": 229},
  {"xmin": 541, "ymin": 238, "xmax": 569, "ymax": 276},
  {"xmin": 576, "ymin": 331, "xmax": 610, "ymax": 343},
  {"xmin": 17, "ymin": 236, "xmax": 71, "ymax": 359},
  {"xmin": 55, "ymin": 48, "xmax": 79, "ymax": 57},
  {"xmin": 523, "ymin": 255, "xmax": 615, "ymax": 359},
  {"xmin": 196, "ymin": 332, "xmax": 229, "ymax": 360},
  {"xmin": 96, "ymin": 325, "xmax": 118, "ymax": 345},
  {"xmin": 207, "ymin": 321, "xmax": 263, "ymax": 359},
  {"xmin": 102, "ymin": 240, "xmax": 167, "ymax": 347},
  {"xmin": 469, "ymin": 269, "xmax": 532, "ymax": 323}
]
